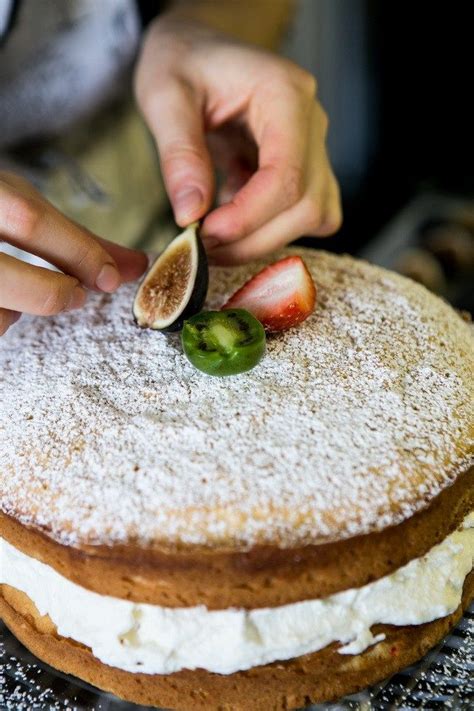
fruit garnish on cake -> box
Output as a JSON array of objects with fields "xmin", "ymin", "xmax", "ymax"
[
  {"xmin": 133, "ymin": 224, "xmax": 317, "ymax": 375},
  {"xmin": 181, "ymin": 309, "xmax": 266, "ymax": 376},
  {"xmin": 222, "ymin": 255, "xmax": 317, "ymax": 332},
  {"xmin": 133, "ymin": 222, "xmax": 208, "ymax": 331}
]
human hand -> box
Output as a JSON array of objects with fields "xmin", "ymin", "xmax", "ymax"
[
  {"xmin": 135, "ymin": 16, "xmax": 342, "ymax": 265},
  {"xmin": 0, "ymin": 172, "xmax": 148, "ymax": 336}
]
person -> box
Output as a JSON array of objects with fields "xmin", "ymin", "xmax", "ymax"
[{"xmin": 0, "ymin": 0, "xmax": 341, "ymax": 337}]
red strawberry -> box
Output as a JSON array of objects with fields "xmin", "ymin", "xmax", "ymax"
[{"xmin": 222, "ymin": 256, "xmax": 317, "ymax": 332}]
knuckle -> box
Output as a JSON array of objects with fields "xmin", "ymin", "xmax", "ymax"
[
  {"xmin": 161, "ymin": 142, "xmax": 208, "ymax": 185},
  {"xmin": 139, "ymin": 76, "xmax": 187, "ymax": 120},
  {"xmin": 275, "ymin": 60, "xmax": 318, "ymax": 98},
  {"xmin": 219, "ymin": 196, "xmax": 251, "ymax": 241},
  {"xmin": 137, "ymin": 83, "xmax": 161, "ymax": 118},
  {"xmin": 3, "ymin": 194, "xmax": 42, "ymax": 242},
  {"xmin": 134, "ymin": 83, "xmax": 146, "ymax": 112},
  {"xmin": 75, "ymin": 240, "xmax": 104, "ymax": 273},
  {"xmin": 162, "ymin": 141, "xmax": 203, "ymax": 166},
  {"xmin": 320, "ymin": 209, "xmax": 343, "ymax": 236},
  {"xmin": 133, "ymin": 69, "xmax": 147, "ymax": 108},
  {"xmin": 318, "ymin": 105, "xmax": 329, "ymax": 134},
  {"xmin": 282, "ymin": 164, "xmax": 305, "ymax": 206},
  {"xmin": 135, "ymin": 75, "xmax": 162, "ymax": 114},
  {"xmin": 300, "ymin": 197, "xmax": 322, "ymax": 232},
  {"xmin": 38, "ymin": 280, "xmax": 74, "ymax": 316},
  {"xmin": 295, "ymin": 68, "xmax": 318, "ymax": 98}
]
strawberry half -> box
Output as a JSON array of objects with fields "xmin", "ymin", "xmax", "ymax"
[{"xmin": 222, "ymin": 256, "xmax": 317, "ymax": 332}]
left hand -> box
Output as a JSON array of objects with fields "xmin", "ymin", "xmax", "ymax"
[{"xmin": 135, "ymin": 16, "xmax": 342, "ymax": 264}]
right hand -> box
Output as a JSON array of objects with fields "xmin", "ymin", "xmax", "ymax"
[
  {"xmin": 0, "ymin": 171, "xmax": 148, "ymax": 336},
  {"xmin": 135, "ymin": 16, "xmax": 342, "ymax": 265}
]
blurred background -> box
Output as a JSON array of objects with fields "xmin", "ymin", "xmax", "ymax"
[
  {"xmin": 287, "ymin": 0, "xmax": 473, "ymax": 312},
  {"xmin": 1, "ymin": 0, "xmax": 473, "ymax": 312}
]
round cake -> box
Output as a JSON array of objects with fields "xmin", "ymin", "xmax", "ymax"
[{"xmin": 0, "ymin": 248, "xmax": 473, "ymax": 710}]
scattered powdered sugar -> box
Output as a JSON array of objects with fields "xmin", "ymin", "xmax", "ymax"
[
  {"xmin": 0, "ymin": 249, "xmax": 472, "ymax": 549},
  {"xmin": 0, "ymin": 632, "xmax": 78, "ymax": 710}
]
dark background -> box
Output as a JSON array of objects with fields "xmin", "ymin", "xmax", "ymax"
[{"xmin": 335, "ymin": 1, "xmax": 472, "ymax": 253}]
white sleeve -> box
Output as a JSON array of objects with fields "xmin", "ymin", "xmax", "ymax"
[{"xmin": 0, "ymin": 0, "xmax": 14, "ymax": 39}]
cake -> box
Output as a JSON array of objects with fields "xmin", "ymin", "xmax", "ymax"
[{"xmin": 0, "ymin": 248, "xmax": 473, "ymax": 710}]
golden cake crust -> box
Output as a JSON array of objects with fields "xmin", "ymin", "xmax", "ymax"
[
  {"xmin": 2, "ymin": 575, "xmax": 473, "ymax": 711},
  {"xmin": 1, "ymin": 249, "xmax": 473, "ymax": 553},
  {"xmin": 1, "ymin": 467, "xmax": 472, "ymax": 608},
  {"xmin": 1, "ymin": 248, "xmax": 473, "ymax": 708}
]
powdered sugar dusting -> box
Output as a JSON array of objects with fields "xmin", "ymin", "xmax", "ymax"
[{"xmin": 0, "ymin": 249, "xmax": 472, "ymax": 550}]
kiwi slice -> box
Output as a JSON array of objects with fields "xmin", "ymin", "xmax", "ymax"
[{"xmin": 182, "ymin": 309, "xmax": 266, "ymax": 376}]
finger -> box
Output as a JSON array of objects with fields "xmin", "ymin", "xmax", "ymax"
[
  {"xmin": 202, "ymin": 128, "xmax": 255, "ymax": 251},
  {"xmin": 0, "ymin": 173, "xmax": 148, "ymax": 283},
  {"xmin": 94, "ymin": 236, "xmax": 148, "ymax": 282},
  {"xmin": 301, "ymin": 134, "xmax": 342, "ymax": 239},
  {"xmin": 0, "ymin": 307, "xmax": 21, "ymax": 336},
  {"xmin": 300, "ymin": 107, "xmax": 342, "ymax": 238},
  {"xmin": 202, "ymin": 86, "xmax": 315, "ymax": 244},
  {"xmin": 0, "ymin": 253, "xmax": 87, "ymax": 315},
  {"xmin": 207, "ymin": 206, "xmax": 305, "ymax": 265},
  {"xmin": 207, "ymin": 131, "xmax": 256, "ymax": 207},
  {"xmin": 0, "ymin": 180, "xmax": 121, "ymax": 292},
  {"xmin": 207, "ymin": 168, "xmax": 341, "ymax": 266},
  {"xmin": 202, "ymin": 164, "xmax": 252, "ymax": 252},
  {"xmin": 140, "ymin": 78, "xmax": 215, "ymax": 226},
  {"xmin": 209, "ymin": 188, "xmax": 342, "ymax": 266},
  {"xmin": 316, "ymin": 173, "xmax": 343, "ymax": 236},
  {"xmin": 209, "ymin": 101, "xmax": 341, "ymax": 264}
]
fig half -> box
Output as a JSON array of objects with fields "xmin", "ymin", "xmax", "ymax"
[{"xmin": 133, "ymin": 222, "xmax": 208, "ymax": 332}]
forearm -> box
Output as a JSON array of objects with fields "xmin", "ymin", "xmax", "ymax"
[{"xmin": 164, "ymin": 0, "xmax": 296, "ymax": 49}]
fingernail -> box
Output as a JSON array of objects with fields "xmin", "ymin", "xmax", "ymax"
[
  {"xmin": 96, "ymin": 263, "xmax": 121, "ymax": 292},
  {"xmin": 67, "ymin": 286, "xmax": 87, "ymax": 311},
  {"xmin": 174, "ymin": 187, "xmax": 203, "ymax": 223}
]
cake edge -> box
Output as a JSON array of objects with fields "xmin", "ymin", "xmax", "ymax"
[
  {"xmin": 1, "ymin": 465, "xmax": 472, "ymax": 609},
  {"xmin": 1, "ymin": 572, "xmax": 472, "ymax": 711}
]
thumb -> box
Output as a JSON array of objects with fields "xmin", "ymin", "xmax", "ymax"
[{"xmin": 142, "ymin": 79, "xmax": 215, "ymax": 226}]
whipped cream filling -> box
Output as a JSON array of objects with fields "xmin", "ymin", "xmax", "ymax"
[{"xmin": 1, "ymin": 513, "xmax": 473, "ymax": 675}]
